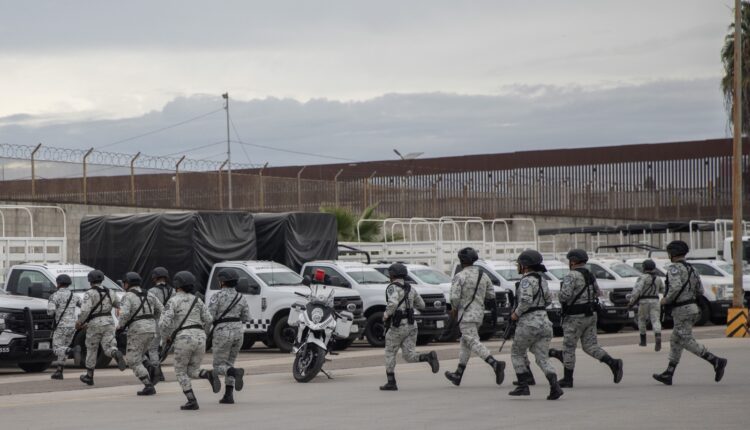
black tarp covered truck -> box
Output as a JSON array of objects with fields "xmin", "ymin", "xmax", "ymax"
[
  {"xmin": 80, "ymin": 212, "xmax": 257, "ymax": 293},
  {"xmin": 253, "ymin": 212, "xmax": 338, "ymax": 273}
]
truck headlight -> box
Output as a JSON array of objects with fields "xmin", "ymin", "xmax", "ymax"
[
  {"xmin": 709, "ymin": 284, "xmax": 733, "ymax": 301},
  {"xmin": 0, "ymin": 312, "xmax": 8, "ymax": 332},
  {"xmin": 598, "ymin": 291, "xmax": 614, "ymax": 306}
]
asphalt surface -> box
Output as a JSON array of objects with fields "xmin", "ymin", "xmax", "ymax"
[{"xmin": 0, "ymin": 327, "xmax": 745, "ymax": 429}]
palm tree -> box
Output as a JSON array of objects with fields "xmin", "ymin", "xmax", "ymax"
[
  {"xmin": 320, "ymin": 203, "xmax": 383, "ymax": 241},
  {"xmin": 721, "ymin": 1, "xmax": 750, "ymax": 133}
]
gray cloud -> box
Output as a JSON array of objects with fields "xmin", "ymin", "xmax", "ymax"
[{"xmin": 0, "ymin": 78, "xmax": 727, "ymax": 173}]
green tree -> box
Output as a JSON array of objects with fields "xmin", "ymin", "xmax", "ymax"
[
  {"xmin": 320, "ymin": 203, "xmax": 383, "ymax": 241},
  {"xmin": 721, "ymin": 1, "xmax": 750, "ymax": 133}
]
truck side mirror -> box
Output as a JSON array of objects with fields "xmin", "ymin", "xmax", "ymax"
[
  {"xmin": 302, "ymin": 275, "xmax": 312, "ymax": 287},
  {"xmin": 236, "ymin": 278, "xmax": 260, "ymax": 295}
]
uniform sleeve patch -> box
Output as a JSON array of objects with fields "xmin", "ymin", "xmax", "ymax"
[{"xmin": 386, "ymin": 285, "xmax": 395, "ymax": 297}]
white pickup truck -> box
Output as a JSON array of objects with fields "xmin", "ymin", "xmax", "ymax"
[
  {"xmin": 205, "ymin": 261, "xmax": 365, "ymax": 353},
  {"xmin": 0, "ymin": 289, "xmax": 56, "ymax": 372},
  {"xmin": 3, "ymin": 263, "xmax": 125, "ymax": 368},
  {"xmin": 300, "ymin": 261, "xmax": 449, "ymax": 347}
]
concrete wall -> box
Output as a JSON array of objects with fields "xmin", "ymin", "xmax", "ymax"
[{"xmin": 1, "ymin": 201, "xmax": 179, "ymax": 263}]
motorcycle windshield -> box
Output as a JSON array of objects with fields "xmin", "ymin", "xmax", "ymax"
[{"xmin": 308, "ymin": 284, "xmax": 335, "ymax": 307}]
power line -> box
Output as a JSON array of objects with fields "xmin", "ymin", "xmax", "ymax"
[
  {"xmin": 159, "ymin": 140, "xmax": 226, "ymax": 157},
  {"xmin": 232, "ymin": 139, "xmax": 356, "ymax": 162},
  {"xmin": 229, "ymin": 114, "xmax": 252, "ymax": 165},
  {"xmin": 97, "ymin": 108, "xmax": 224, "ymax": 150}
]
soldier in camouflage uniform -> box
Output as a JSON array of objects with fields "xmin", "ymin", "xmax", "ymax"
[
  {"xmin": 653, "ymin": 241, "xmax": 727, "ymax": 385},
  {"xmin": 444, "ymin": 248, "xmax": 505, "ymax": 387},
  {"xmin": 379, "ymin": 263, "xmax": 439, "ymax": 391},
  {"xmin": 117, "ymin": 272, "xmax": 164, "ymax": 396},
  {"xmin": 548, "ymin": 249, "xmax": 623, "ymax": 388},
  {"xmin": 77, "ymin": 270, "xmax": 127, "ymax": 386},
  {"xmin": 628, "ymin": 259, "xmax": 664, "ymax": 351},
  {"xmin": 48, "ymin": 274, "xmax": 82, "ymax": 380},
  {"xmin": 146, "ymin": 267, "xmax": 173, "ymax": 384},
  {"xmin": 160, "ymin": 271, "xmax": 219, "ymax": 410},
  {"xmin": 208, "ymin": 268, "xmax": 250, "ymax": 404},
  {"xmin": 508, "ymin": 250, "xmax": 563, "ymax": 400}
]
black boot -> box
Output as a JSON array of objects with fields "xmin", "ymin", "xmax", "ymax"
[
  {"xmin": 220, "ymin": 385, "xmax": 235, "ymax": 404},
  {"xmin": 379, "ymin": 372, "xmax": 398, "ymax": 391},
  {"xmin": 513, "ymin": 370, "xmax": 536, "ymax": 386},
  {"xmin": 228, "ymin": 367, "xmax": 245, "ymax": 391},
  {"xmin": 559, "ymin": 368, "xmax": 574, "ymax": 388},
  {"xmin": 702, "ymin": 352, "xmax": 727, "ymax": 382},
  {"xmin": 181, "ymin": 389, "xmax": 199, "ymax": 410},
  {"xmin": 546, "ymin": 373, "xmax": 564, "ymax": 400},
  {"xmin": 601, "ymin": 355, "xmax": 623, "ymax": 384},
  {"xmin": 639, "ymin": 334, "xmax": 647, "ymax": 347},
  {"xmin": 653, "ymin": 361, "xmax": 677, "ymax": 385},
  {"xmin": 444, "ymin": 364, "xmax": 466, "ymax": 386},
  {"xmin": 113, "ymin": 350, "xmax": 127, "ymax": 371},
  {"xmin": 51, "ymin": 365, "xmax": 64, "ymax": 380},
  {"xmin": 79, "ymin": 368, "xmax": 94, "ymax": 386},
  {"xmin": 508, "ymin": 373, "xmax": 531, "ymax": 396},
  {"xmin": 137, "ymin": 377, "xmax": 156, "ymax": 396},
  {"xmin": 419, "ymin": 351, "xmax": 440, "ymax": 374},
  {"xmin": 485, "ymin": 356, "xmax": 505, "ymax": 385},
  {"xmin": 655, "ymin": 333, "xmax": 662, "ymax": 352},
  {"xmin": 199, "ymin": 369, "xmax": 221, "ymax": 393},
  {"xmin": 548, "ymin": 348, "xmax": 564, "ymax": 363}
]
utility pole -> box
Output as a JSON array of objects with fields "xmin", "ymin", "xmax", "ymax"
[
  {"xmin": 223, "ymin": 92, "xmax": 233, "ymax": 209},
  {"xmin": 732, "ymin": 0, "xmax": 744, "ymax": 310}
]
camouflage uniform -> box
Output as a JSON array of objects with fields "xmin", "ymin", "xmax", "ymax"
[
  {"xmin": 147, "ymin": 282, "xmax": 174, "ymax": 368},
  {"xmin": 451, "ymin": 266, "xmax": 494, "ymax": 365},
  {"xmin": 630, "ymin": 273, "xmax": 664, "ymax": 336},
  {"xmin": 47, "ymin": 287, "xmax": 82, "ymax": 366},
  {"xmin": 160, "ymin": 291, "xmax": 212, "ymax": 392},
  {"xmin": 511, "ymin": 273, "xmax": 555, "ymax": 376},
  {"xmin": 383, "ymin": 280, "xmax": 426, "ymax": 372},
  {"xmin": 208, "ymin": 287, "xmax": 250, "ymax": 387},
  {"xmin": 118, "ymin": 287, "xmax": 164, "ymax": 383},
  {"xmin": 78, "ymin": 287, "xmax": 120, "ymax": 370},
  {"xmin": 664, "ymin": 262, "xmax": 706, "ymax": 364}
]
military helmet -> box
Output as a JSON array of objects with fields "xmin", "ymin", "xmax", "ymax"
[
  {"xmin": 87, "ymin": 270, "xmax": 105, "ymax": 284},
  {"xmin": 173, "ymin": 271, "xmax": 197, "ymax": 293},
  {"xmin": 124, "ymin": 272, "xmax": 142, "ymax": 287},
  {"xmin": 642, "ymin": 259, "xmax": 657, "ymax": 272},
  {"xmin": 517, "ymin": 249, "xmax": 543, "ymax": 267},
  {"xmin": 217, "ymin": 268, "xmax": 239, "ymax": 287},
  {"xmin": 151, "ymin": 266, "xmax": 170, "ymax": 281},
  {"xmin": 666, "ymin": 240, "xmax": 689, "ymax": 258},
  {"xmin": 56, "ymin": 274, "xmax": 72, "ymax": 286},
  {"xmin": 457, "ymin": 247, "xmax": 479, "ymax": 264},
  {"xmin": 387, "ymin": 263, "xmax": 408, "ymax": 279},
  {"xmin": 566, "ymin": 249, "xmax": 589, "ymax": 263}
]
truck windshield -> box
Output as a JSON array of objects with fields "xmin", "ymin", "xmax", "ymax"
[
  {"xmin": 256, "ymin": 271, "xmax": 304, "ymax": 286},
  {"xmin": 69, "ymin": 276, "xmax": 122, "ymax": 292},
  {"xmin": 346, "ymin": 270, "xmax": 390, "ymax": 284},
  {"xmin": 411, "ymin": 269, "xmax": 451, "ymax": 285},
  {"xmin": 495, "ymin": 269, "xmax": 522, "ymax": 281},
  {"xmin": 609, "ymin": 263, "xmax": 642, "ymax": 278},
  {"xmin": 548, "ymin": 268, "xmax": 569, "ymax": 280},
  {"xmin": 716, "ymin": 263, "xmax": 750, "ymax": 276}
]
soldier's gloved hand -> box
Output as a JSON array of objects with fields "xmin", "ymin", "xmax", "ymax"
[
  {"xmin": 382, "ymin": 314, "xmax": 389, "ymax": 322},
  {"xmin": 510, "ymin": 312, "xmax": 519, "ymax": 321}
]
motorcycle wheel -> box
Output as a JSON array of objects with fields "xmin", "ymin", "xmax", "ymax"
[{"xmin": 292, "ymin": 344, "xmax": 326, "ymax": 383}]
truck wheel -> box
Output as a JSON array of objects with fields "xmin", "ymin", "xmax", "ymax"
[
  {"xmin": 553, "ymin": 327, "xmax": 564, "ymax": 337},
  {"xmin": 74, "ymin": 344, "xmax": 113, "ymax": 368},
  {"xmin": 18, "ymin": 362, "xmax": 52, "ymax": 373},
  {"xmin": 331, "ymin": 338, "xmax": 355, "ymax": 351},
  {"xmin": 364, "ymin": 312, "xmax": 386, "ymax": 347},
  {"xmin": 416, "ymin": 335, "xmax": 432, "ymax": 346},
  {"xmin": 242, "ymin": 334, "xmax": 256, "ymax": 350},
  {"xmin": 272, "ymin": 319, "xmax": 297, "ymax": 353},
  {"xmin": 600, "ymin": 324, "xmax": 623, "ymax": 334},
  {"xmin": 695, "ymin": 299, "xmax": 710, "ymax": 326},
  {"xmin": 262, "ymin": 338, "xmax": 276, "ymax": 348},
  {"xmin": 436, "ymin": 325, "xmax": 460, "ymax": 342},
  {"xmin": 479, "ymin": 332, "xmax": 494, "ymax": 341}
]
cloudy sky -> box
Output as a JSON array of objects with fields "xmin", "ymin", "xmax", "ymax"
[{"xmin": 0, "ymin": 0, "xmax": 737, "ymax": 171}]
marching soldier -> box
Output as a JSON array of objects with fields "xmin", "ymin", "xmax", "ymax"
[
  {"xmin": 444, "ymin": 248, "xmax": 505, "ymax": 387},
  {"xmin": 379, "ymin": 263, "xmax": 439, "ymax": 391},
  {"xmin": 146, "ymin": 267, "xmax": 173, "ymax": 383},
  {"xmin": 548, "ymin": 249, "xmax": 623, "ymax": 388},
  {"xmin": 653, "ymin": 241, "xmax": 727, "ymax": 385},
  {"xmin": 77, "ymin": 270, "xmax": 127, "ymax": 386},
  {"xmin": 208, "ymin": 269, "xmax": 250, "ymax": 404},
  {"xmin": 508, "ymin": 250, "xmax": 563, "ymax": 400},
  {"xmin": 47, "ymin": 274, "xmax": 82, "ymax": 380},
  {"xmin": 117, "ymin": 272, "xmax": 163, "ymax": 396},
  {"xmin": 159, "ymin": 271, "xmax": 219, "ymax": 410},
  {"xmin": 628, "ymin": 259, "xmax": 664, "ymax": 351}
]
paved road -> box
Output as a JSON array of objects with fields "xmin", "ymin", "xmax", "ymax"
[{"xmin": 1, "ymin": 328, "xmax": 746, "ymax": 429}]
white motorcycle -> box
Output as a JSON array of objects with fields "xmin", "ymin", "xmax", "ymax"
[{"xmin": 288, "ymin": 282, "xmax": 354, "ymax": 382}]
